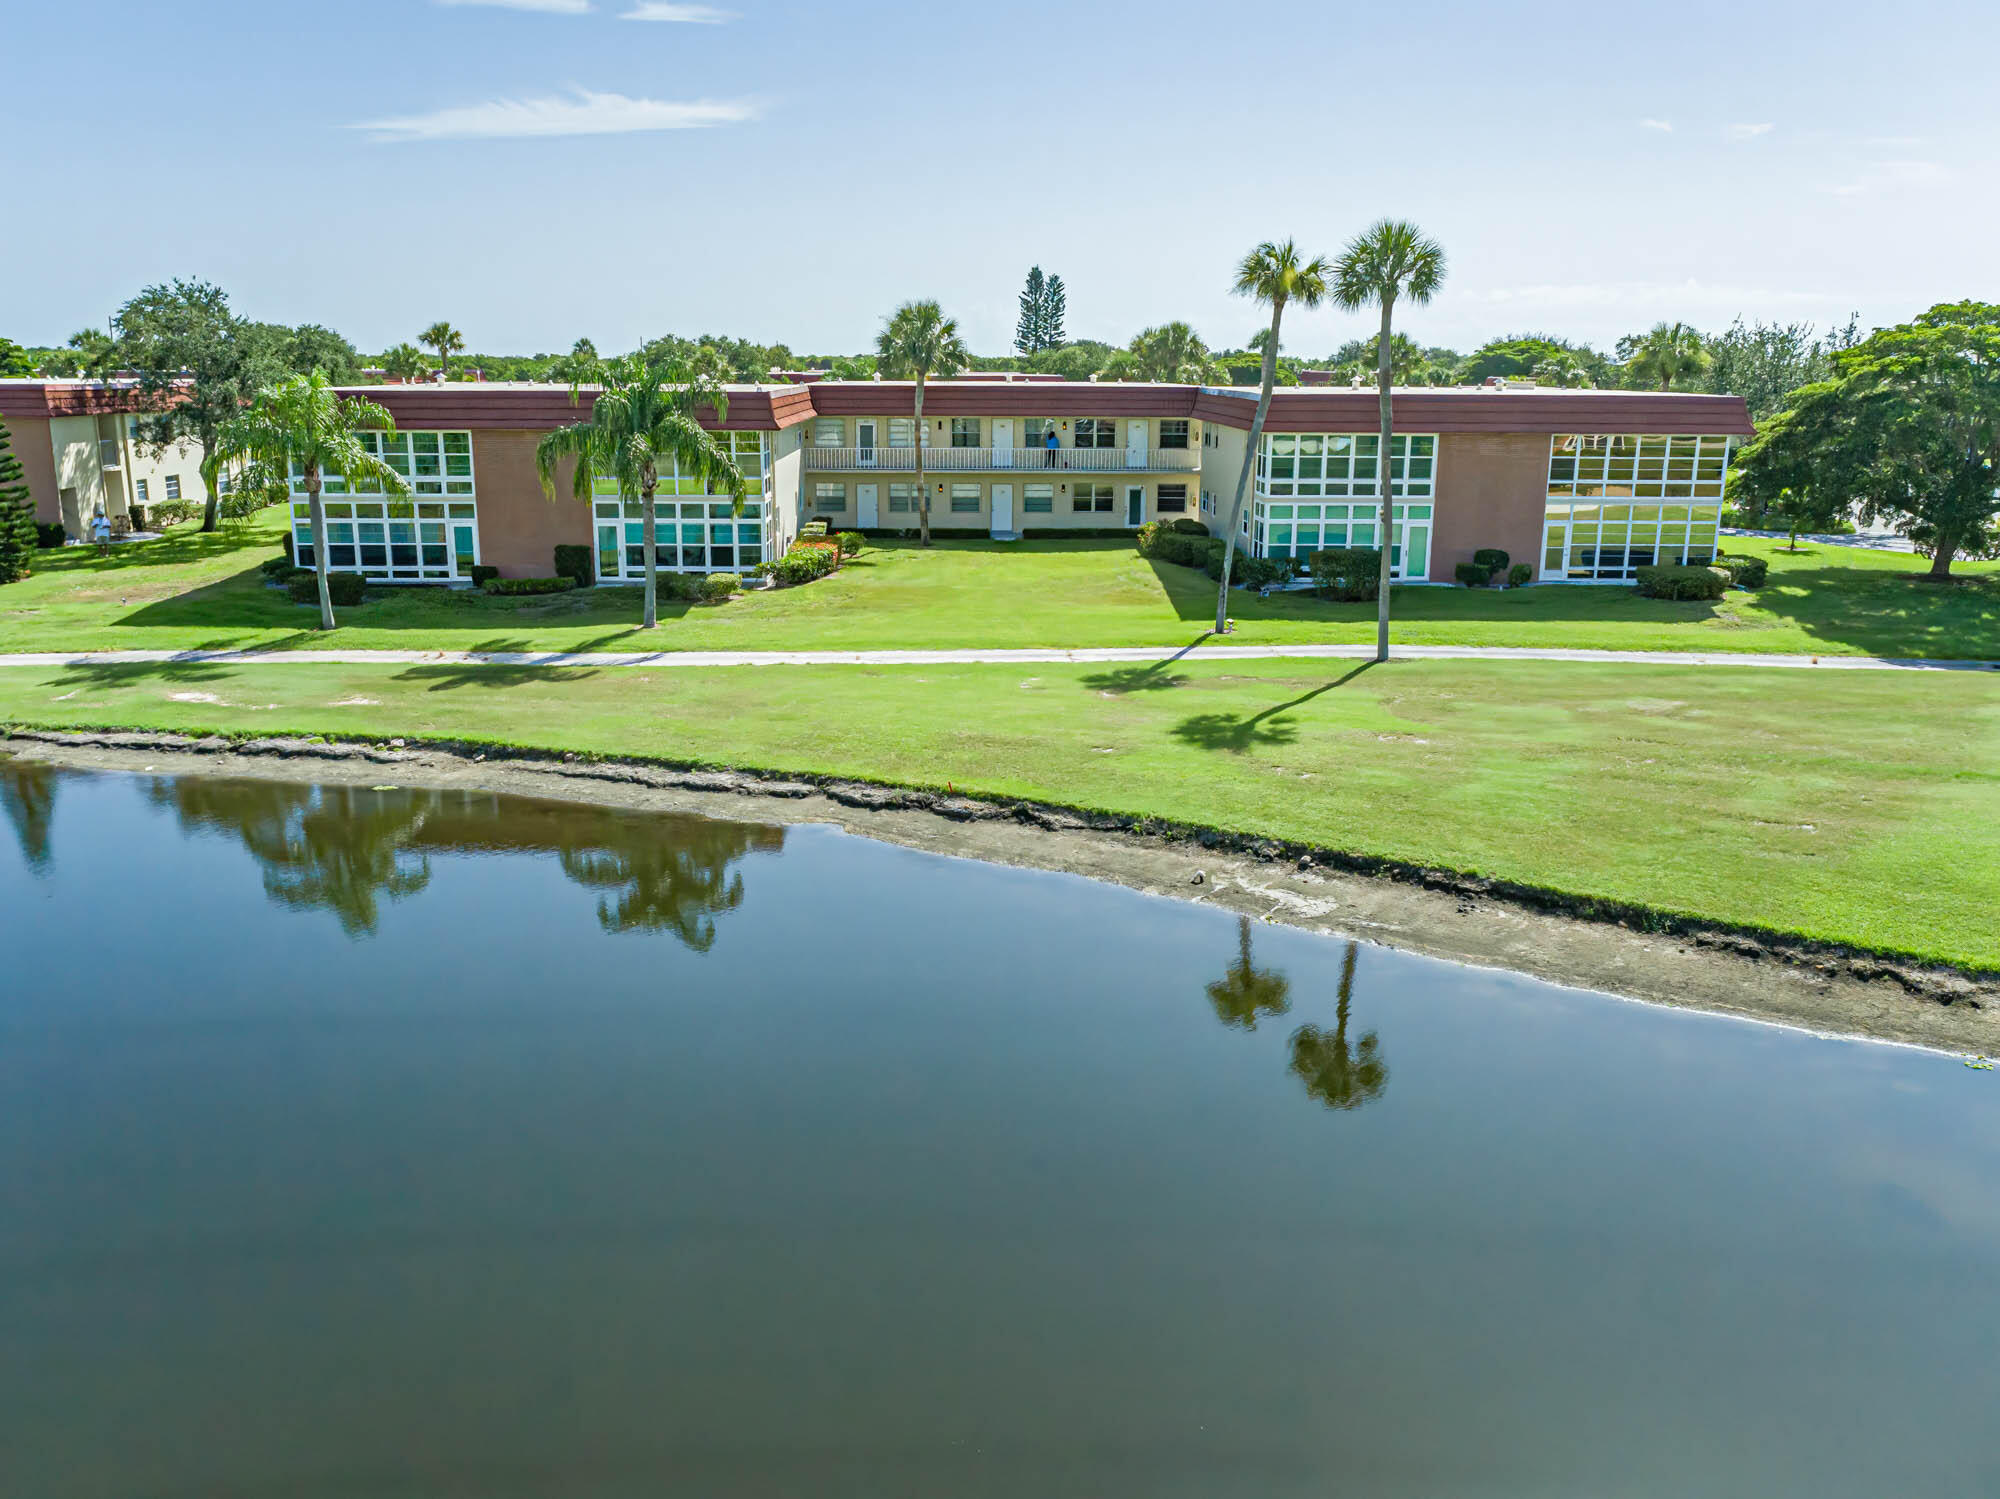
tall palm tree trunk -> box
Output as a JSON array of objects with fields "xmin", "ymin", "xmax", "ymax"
[
  {"xmin": 914, "ymin": 376, "xmax": 931, "ymax": 548},
  {"xmin": 1217, "ymin": 301, "xmax": 1285, "ymax": 633},
  {"xmin": 306, "ymin": 469, "xmax": 335, "ymax": 631},
  {"xmin": 1374, "ymin": 297, "xmax": 1397, "ymax": 663},
  {"xmin": 199, "ymin": 423, "xmax": 223, "ymax": 532},
  {"xmin": 640, "ymin": 475, "xmax": 659, "ymax": 629}
]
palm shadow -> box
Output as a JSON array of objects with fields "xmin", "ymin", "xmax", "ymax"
[
  {"xmin": 48, "ymin": 658, "xmax": 240, "ymax": 691},
  {"xmin": 1170, "ymin": 662, "xmax": 1374, "ymax": 752}
]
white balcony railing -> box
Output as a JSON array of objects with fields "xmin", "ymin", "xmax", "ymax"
[
  {"xmin": 803, "ymin": 445, "xmax": 1197, "ymax": 473},
  {"xmin": 98, "ymin": 439, "xmax": 122, "ymax": 469}
]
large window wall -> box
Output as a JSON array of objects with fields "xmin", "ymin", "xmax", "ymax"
[
  {"xmin": 591, "ymin": 432, "xmax": 770, "ymax": 581},
  {"xmin": 289, "ymin": 430, "xmax": 478, "ymax": 583},
  {"xmin": 1250, "ymin": 432, "xmax": 1435, "ymax": 578},
  {"xmin": 1257, "ymin": 433, "xmax": 1436, "ymax": 499},
  {"xmin": 1253, "ymin": 501, "xmax": 1432, "ymax": 579},
  {"xmin": 1541, "ymin": 434, "xmax": 1730, "ymax": 580}
]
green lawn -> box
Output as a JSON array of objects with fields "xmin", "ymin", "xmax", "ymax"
[
  {"xmin": 4, "ymin": 655, "xmax": 1996, "ymax": 969},
  {"xmin": 2, "ymin": 511, "xmax": 1997, "ymax": 658}
]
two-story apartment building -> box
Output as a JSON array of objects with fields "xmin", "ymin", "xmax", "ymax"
[
  {"xmin": 0, "ymin": 381, "xmax": 204, "ymax": 536},
  {"xmin": 3, "ymin": 377, "xmax": 1756, "ymax": 585}
]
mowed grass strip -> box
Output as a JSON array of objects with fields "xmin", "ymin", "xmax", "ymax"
[
  {"xmin": 2, "ymin": 511, "xmax": 1996, "ymax": 658},
  {"xmin": 4, "ymin": 657, "xmax": 1995, "ymax": 969}
]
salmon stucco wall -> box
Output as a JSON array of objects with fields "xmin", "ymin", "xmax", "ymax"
[
  {"xmin": 1429, "ymin": 433, "xmax": 1551, "ymax": 582},
  {"xmin": 6, "ymin": 416, "xmax": 60, "ymax": 525},
  {"xmin": 472, "ymin": 430, "xmax": 591, "ymax": 577}
]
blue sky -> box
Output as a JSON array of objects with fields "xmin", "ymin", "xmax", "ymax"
[{"xmin": 6, "ymin": 0, "xmax": 1993, "ymax": 357}]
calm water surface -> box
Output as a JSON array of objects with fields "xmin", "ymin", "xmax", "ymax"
[{"xmin": 3, "ymin": 762, "xmax": 1997, "ymax": 1498}]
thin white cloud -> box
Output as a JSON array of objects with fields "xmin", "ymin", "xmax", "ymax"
[
  {"xmin": 436, "ymin": 0, "xmax": 591, "ymax": 11},
  {"xmin": 622, "ymin": 1, "xmax": 733, "ymax": 18},
  {"xmin": 1827, "ymin": 160, "xmax": 1950, "ymax": 197},
  {"xmin": 1726, "ymin": 122, "xmax": 1774, "ymax": 140},
  {"xmin": 351, "ymin": 88, "xmax": 759, "ymax": 142},
  {"xmin": 1639, "ymin": 118, "xmax": 1673, "ymax": 132}
]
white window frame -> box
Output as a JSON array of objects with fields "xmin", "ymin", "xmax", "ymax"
[{"xmin": 1539, "ymin": 433, "xmax": 1731, "ymax": 582}]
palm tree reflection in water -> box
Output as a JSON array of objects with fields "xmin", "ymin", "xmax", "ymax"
[
  {"xmin": 0, "ymin": 757, "xmax": 57, "ymax": 875},
  {"xmin": 1206, "ymin": 917, "xmax": 1388, "ymax": 1112},
  {"xmin": 145, "ymin": 777, "xmax": 781, "ymax": 949},
  {"xmin": 1288, "ymin": 942, "xmax": 1389, "ymax": 1111}
]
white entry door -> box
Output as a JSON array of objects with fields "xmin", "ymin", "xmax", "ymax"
[
  {"xmin": 1126, "ymin": 419, "xmax": 1147, "ymax": 468},
  {"xmin": 990, "ymin": 484, "xmax": 1014, "ymax": 536},
  {"xmin": 856, "ymin": 483, "xmax": 879, "ymax": 529},
  {"xmin": 991, "ymin": 419, "xmax": 1013, "ymax": 468}
]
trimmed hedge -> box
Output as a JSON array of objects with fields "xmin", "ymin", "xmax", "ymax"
[
  {"xmin": 1472, "ymin": 547, "xmax": 1510, "ymax": 573},
  {"xmin": 769, "ymin": 543, "xmax": 840, "ymax": 587},
  {"xmin": 469, "ymin": 564, "xmax": 499, "ymax": 587},
  {"xmin": 699, "ymin": 572, "xmax": 739, "ymax": 603},
  {"xmin": 35, "ymin": 522, "xmax": 67, "ymax": 549},
  {"xmin": 260, "ymin": 555, "xmax": 298, "ymax": 579},
  {"xmin": 482, "ymin": 576, "xmax": 576, "ymax": 596},
  {"xmin": 1168, "ymin": 518, "xmax": 1210, "ymax": 536},
  {"xmin": 1203, "ymin": 544, "xmax": 1287, "ymax": 589},
  {"xmin": 1455, "ymin": 560, "xmax": 1496, "ymax": 587},
  {"xmin": 1307, "ymin": 547, "xmax": 1382, "ymax": 602},
  {"xmin": 288, "ymin": 570, "xmax": 367, "ymax": 607},
  {"xmin": 1713, "ymin": 553, "xmax": 1768, "ymax": 589},
  {"xmin": 553, "ymin": 543, "xmax": 594, "ymax": 590},
  {"xmin": 1507, "ymin": 562, "xmax": 1534, "ymax": 587},
  {"xmin": 1635, "ymin": 564, "xmax": 1728, "ymax": 601}
]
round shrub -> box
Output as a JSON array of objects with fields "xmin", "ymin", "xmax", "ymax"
[
  {"xmin": 835, "ymin": 530, "xmax": 863, "ymax": 557},
  {"xmin": 469, "ymin": 564, "xmax": 499, "ymax": 587},
  {"xmin": 1455, "ymin": 560, "xmax": 1496, "ymax": 587},
  {"xmin": 1714, "ymin": 553, "xmax": 1768, "ymax": 589},
  {"xmin": 1307, "ymin": 547, "xmax": 1381, "ymax": 601},
  {"xmin": 1507, "ymin": 562, "xmax": 1534, "ymax": 587},
  {"xmin": 700, "ymin": 572, "xmax": 739, "ymax": 603},
  {"xmin": 1472, "ymin": 547, "xmax": 1510, "ymax": 573},
  {"xmin": 260, "ymin": 555, "xmax": 298, "ymax": 579},
  {"xmin": 1634, "ymin": 564, "xmax": 1728, "ymax": 601},
  {"xmin": 1169, "ymin": 518, "xmax": 1210, "ymax": 536}
]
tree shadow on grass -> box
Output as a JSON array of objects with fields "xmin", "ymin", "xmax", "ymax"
[
  {"xmin": 34, "ymin": 520, "xmax": 278, "ymax": 576},
  {"xmin": 47, "ymin": 658, "xmax": 241, "ymax": 692},
  {"xmin": 1169, "ymin": 663, "xmax": 1374, "ymax": 752},
  {"xmin": 1078, "ymin": 634, "xmax": 1213, "ymax": 695},
  {"xmin": 391, "ymin": 660, "xmax": 601, "ymax": 692}
]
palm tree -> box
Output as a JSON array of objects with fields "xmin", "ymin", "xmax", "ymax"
[
  {"xmin": 1532, "ymin": 351, "xmax": 1593, "ymax": 389},
  {"xmin": 215, "ymin": 370, "xmax": 407, "ymax": 630},
  {"xmin": 419, "ymin": 320, "xmax": 465, "ymax": 378},
  {"xmin": 1129, "ymin": 321, "xmax": 1221, "ymax": 384},
  {"xmin": 534, "ymin": 351, "xmax": 744, "ymax": 630},
  {"xmin": 1218, "ymin": 242, "xmax": 1330, "ymax": 631},
  {"xmin": 1204, "ymin": 916, "xmax": 1292, "ymax": 1030},
  {"xmin": 874, "ymin": 300, "xmax": 969, "ymax": 548},
  {"xmin": 1287, "ymin": 942, "xmax": 1388, "ymax": 1111},
  {"xmin": 380, "ymin": 342, "xmax": 430, "ymax": 383},
  {"xmin": 1621, "ymin": 321, "xmax": 1712, "ymax": 390},
  {"xmin": 1332, "ymin": 220, "xmax": 1447, "ymax": 663}
]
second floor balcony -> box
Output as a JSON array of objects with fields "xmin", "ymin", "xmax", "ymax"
[{"xmin": 803, "ymin": 444, "xmax": 1198, "ymax": 474}]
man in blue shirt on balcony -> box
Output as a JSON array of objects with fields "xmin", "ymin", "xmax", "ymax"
[{"xmin": 1044, "ymin": 425, "xmax": 1060, "ymax": 468}]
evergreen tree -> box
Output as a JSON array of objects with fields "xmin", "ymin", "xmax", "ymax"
[
  {"xmin": 1015, "ymin": 267, "xmax": 1047, "ymax": 354},
  {"xmin": 0, "ymin": 419, "xmax": 37, "ymax": 585},
  {"xmin": 1043, "ymin": 274, "xmax": 1066, "ymax": 347}
]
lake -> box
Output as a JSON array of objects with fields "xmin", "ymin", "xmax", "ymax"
[{"xmin": 4, "ymin": 761, "xmax": 1997, "ymax": 1498}]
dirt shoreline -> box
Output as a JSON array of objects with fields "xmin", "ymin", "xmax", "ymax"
[{"xmin": 7, "ymin": 727, "xmax": 1996, "ymax": 1056}]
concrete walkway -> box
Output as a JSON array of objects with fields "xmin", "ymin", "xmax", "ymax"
[{"xmin": 1, "ymin": 644, "xmax": 1994, "ymax": 673}]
